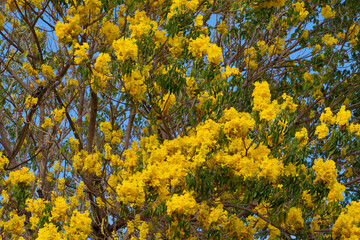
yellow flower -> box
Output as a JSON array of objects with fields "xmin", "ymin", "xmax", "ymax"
[
  {"xmin": 326, "ymin": 181, "xmax": 345, "ymax": 202},
  {"xmin": 65, "ymin": 210, "xmax": 92, "ymax": 239},
  {"xmin": 295, "ymin": 127, "xmax": 308, "ymax": 146},
  {"xmin": 158, "ymin": 93, "xmax": 176, "ymax": 113},
  {"xmin": 69, "ymin": 136, "xmax": 80, "ymax": 151},
  {"xmin": 0, "ymin": 152, "xmax": 9, "ymax": 172},
  {"xmin": 312, "ymin": 158, "xmax": 337, "ymax": 184},
  {"xmin": 252, "ymin": 81, "xmax": 271, "ymax": 112},
  {"xmin": 194, "ymin": 14, "xmax": 203, "ymax": 28},
  {"xmin": 5, "ymin": 167, "xmax": 35, "ymax": 186},
  {"xmin": 74, "ymin": 43, "xmax": 89, "ymax": 64},
  {"xmin": 123, "ymin": 69, "xmax": 147, "ymax": 102},
  {"xmin": 189, "ymin": 35, "xmax": 210, "ymax": 58},
  {"xmin": 3, "ymin": 212, "xmax": 26, "ymax": 236},
  {"xmin": 260, "ymin": 157, "xmax": 283, "ymax": 183},
  {"xmin": 312, "ymin": 44, "xmax": 322, "ymax": 54},
  {"xmin": 320, "ymin": 107, "xmax": 335, "ymax": 125},
  {"xmin": 112, "ymin": 38, "xmax": 138, "ymax": 61},
  {"xmin": 207, "ymin": 43, "xmax": 223, "ymax": 66},
  {"xmin": 25, "ymin": 95, "xmax": 38, "ymax": 109},
  {"xmin": 268, "ymin": 37, "xmax": 285, "ymax": 55},
  {"xmin": 55, "ymin": 14, "xmax": 82, "ymax": 43},
  {"xmin": 116, "ymin": 176, "xmax": 145, "ymax": 207},
  {"xmin": 94, "ymin": 53, "xmax": 111, "ymax": 73},
  {"xmin": 335, "ymin": 105, "xmax": 351, "ymax": 126},
  {"xmin": 100, "ymin": 21, "xmax": 120, "ymax": 44},
  {"xmin": 168, "ymin": 34, "xmax": 187, "ymax": 57},
  {"xmin": 37, "ymin": 223, "xmax": 64, "ymax": 240},
  {"xmin": 52, "ymin": 107, "xmax": 66, "ymax": 124},
  {"xmin": 207, "ymin": 204, "xmax": 228, "ymax": 229},
  {"xmin": 301, "ymin": 30, "xmax": 309, "ymax": 39},
  {"xmin": 256, "ymin": 40, "xmax": 268, "ymax": 55},
  {"xmin": 292, "ymin": 1, "xmax": 309, "ymax": 21},
  {"xmin": 100, "ymin": 121, "xmax": 112, "ymax": 142},
  {"xmin": 281, "ymin": 93, "xmax": 298, "ymax": 112},
  {"xmin": 303, "ymin": 72, "xmax": 313, "ymax": 82},
  {"xmin": 321, "ymin": 5, "xmax": 336, "ymax": 19},
  {"xmin": 128, "ymin": 11, "xmax": 158, "ymax": 38},
  {"xmin": 166, "ymin": 191, "xmax": 198, "ymax": 216},
  {"xmin": 286, "ymin": 207, "xmax": 304, "ymax": 231},
  {"xmin": 333, "ymin": 201, "xmax": 360, "ymax": 238},
  {"xmin": 22, "ymin": 62, "xmax": 38, "ymax": 77},
  {"xmin": 260, "ymin": 0, "xmax": 286, "ymax": 8},
  {"xmin": 216, "ymin": 21, "xmax": 228, "ymax": 35},
  {"xmin": 224, "ymin": 66, "xmax": 240, "ymax": 78},
  {"xmin": 41, "ymin": 64, "xmax": 54, "ymax": 78},
  {"xmin": 41, "ymin": 117, "xmax": 54, "ymax": 129},
  {"xmin": 322, "ymin": 34, "xmax": 338, "ymax": 46},
  {"xmin": 315, "ymin": 123, "xmax": 329, "ymax": 139},
  {"xmin": 50, "ymin": 196, "xmax": 69, "ymax": 222},
  {"xmin": 302, "ymin": 191, "xmax": 314, "ymax": 208}
]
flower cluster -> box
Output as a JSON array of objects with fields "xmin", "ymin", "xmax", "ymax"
[
  {"xmin": 0, "ymin": 152, "xmax": 9, "ymax": 172},
  {"xmin": 322, "ymin": 34, "xmax": 338, "ymax": 46},
  {"xmin": 293, "ymin": 1, "xmax": 309, "ymax": 21},
  {"xmin": 286, "ymin": 207, "xmax": 304, "ymax": 231},
  {"xmin": 74, "ymin": 43, "xmax": 89, "ymax": 64},
  {"xmin": 55, "ymin": 15, "xmax": 82, "ymax": 43},
  {"xmin": 166, "ymin": 191, "xmax": 198, "ymax": 217},
  {"xmin": 112, "ymin": 38, "xmax": 138, "ymax": 61},
  {"xmin": 123, "ymin": 69, "xmax": 147, "ymax": 102},
  {"xmin": 25, "ymin": 95, "xmax": 38, "ymax": 109},
  {"xmin": 91, "ymin": 53, "xmax": 111, "ymax": 91},
  {"xmin": 5, "ymin": 167, "xmax": 35, "ymax": 187},
  {"xmin": 189, "ymin": 35, "xmax": 223, "ymax": 66},
  {"xmin": 100, "ymin": 21, "xmax": 120, "ymax": 44},
  {"xmin": 52, "ymin": 107, "xmax": 66, "ymax": 124},
  {"xmin": 321, "ymin": 5, "xmax": 336, "ymax": 19},
  {"xmin": 295, "ymin": 127, "xmax": 308, "ymax": 146},
  {"xmin": 73, "ymin": 150, "xmax": 102, "ymax": 176},
  {"xmin": 41, "ymin": 117, "xmax": 54, "ymax": 129}
]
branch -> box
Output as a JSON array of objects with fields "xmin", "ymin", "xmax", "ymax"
[
  {"xmin": 86, "ymin": 89, "xmax": 98, "ymax": 153},
  {"xmin": 122, "ymin": 109, "xmax": 136, "ymax": 155}
]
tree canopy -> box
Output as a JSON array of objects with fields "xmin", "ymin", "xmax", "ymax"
[{"xmin": 0, "ymin": 0, "xmax": 360, "ymax": 239}]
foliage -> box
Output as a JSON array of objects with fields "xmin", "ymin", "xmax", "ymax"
[{"xmin": 0, "ymin": 0, "xmax": 360, "ymax": 239}]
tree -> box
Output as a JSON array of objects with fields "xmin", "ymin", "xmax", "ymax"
[{"xmin": 0, "ymin": 0, "xmax": 360, "ymax": 238}]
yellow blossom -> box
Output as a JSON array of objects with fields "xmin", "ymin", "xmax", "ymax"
[
  {"xmin": 312, "ymin": 158, "xmax": 337, "ymax": 184},
  {"xmin": 293, "ymin": 1, "xmax": 309, "ymax": 21},
  {"xmin": 295, "ymin": 127, "xmax": 308, "ymax": 146},
  {"xmin": 166, "ymin": 191, "xmax": 198, "ymax": 216},
  {"xmin": 322, "ymin": 34, "xmax": 338, "ymax": 46},
  {"xmin": 3, "ymin": 212, "xmax": 26, "ymax": 236},
  {"xmin": 74, "ymin": 43, "xmax": 89, "ymax": 64},
  {"xmin": 0, "ymin": 152, "xmax": 9, "ymax": 171},
  {"xmin": 100, "ymin": 21, "xmax": 120, "ymax": 44},
  {"xmin": 37, "ymin": 223, "xmax": 64, "ymax": 240},
  {"xmin": 52, "ymin": 107, "xmax": 66, "ymax": 124},
  {"xmin": 50, "ymin": 196, "xmax": 69, "ymax": 222},
  {"xmin": 41, "ymin": 64, "xmax": 54, "ymax": 78},
  {"xmin": 315, "ymin": 123, "xmax": 329, "ymax": 139},
  {"xmin": 320, "ymin": 107, "xmax": 335, "ymax": 125},
  {"xmin": 41, "ymin": 117, "xmax": 54, "ymax": 129},
  {"xmin": 194, "ymin": 14, "xmax": 203, "ymax": 28},
  {"xmin": 65, "ymin": 210, "xmax": 92, "ymax": 239},
  {"xmin": 112, "ymin": 38, "xmax": 138, "ymax": 61},
  {"xmin": 303, "ymin": 72, "xmax": 313, "ymax": 82},
  {"xmin": 335, "ymin": 105, "xmax": 351, "ymax": 126},
  {"xmin": 321, "ymin": 5, "xmax": 336, "ymax": 19},
  {"xmin": 25, "ymin": 95, "xmax": 38, "ymax": 109},
  {"xmin": 286, "ymin": 207, "xmax": 304, "ymax": 231},
  {"xmin": 6, "ymin": 167, "xmax": 35, "ymax": 186}
]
